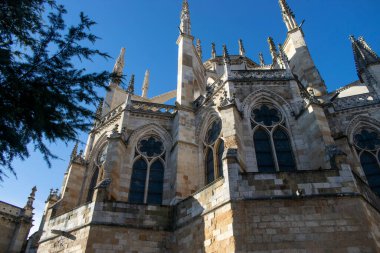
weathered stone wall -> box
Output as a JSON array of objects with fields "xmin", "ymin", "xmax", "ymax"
[{"xmin": 232, "ymin": 197, "xmax": 380, "ymax": 253}]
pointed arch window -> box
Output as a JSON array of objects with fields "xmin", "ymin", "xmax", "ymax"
[
  {"xmin": 87, "ymin": 143, "xmax": 108, "ymax": 202},
  {"xmin": 251, "ymin": 104, "xmax": 296, "ymax": 172},
  {"xmin": 86, "ymin": 167, "xmax": 99, "ymax": 202},
  {"xmin": 353, "ymin": 129, "xmax": 380, "ymax": 195},
  {"xmin": 129, "ymin": 136, "xmax": 165, "ymax": 204},
  {"xmin": 204, "ymin": 119, "xmax": 224, "ymax": 184}
]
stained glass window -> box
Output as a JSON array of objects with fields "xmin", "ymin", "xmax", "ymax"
[
  {"xmin": 129, "ymin": 159, "xmax": 148, "ymax": 204},
  {"xmin": 138, "ymin": 136, "xmax": 164, "ymax": 157},
  {"xmin": 273, "ymin": 128, "xmax": 296, "ymax": 172},
  {"xmin": 217, "ymin": 140, "xmax": 225, "ymax": 178},
  {"xmin": 251, "ymin": 105, "xmax": 281, "ymax": 126},
  {"xmin": 254, "ymin": 129, "xmax": 276, "ymax": 172},
  {"xmin": 129, "ymin": 136, "xmax": 166, "ymax": 205},
  {"xmin": 86, "ymin": 167, "xmax": 99, "ymax": 202},
  {"xmin": 354, "ymin": 129, "xmax": 380, "ymax": 150},
  {"xmin": 360, "ymin": 152, "xmax": 380, "ymax": 195},
  {"xmin": 251, "ymin": 104, "xmax": 297, "ymax": 172},
  {"xmin": 206, "ymin": 120, "xmax": 222, "ymax": 145},
  {"xmin": 206, "ymin": 148, "xmax": 215, "ymax": 184},
  {"xmin": 147, "ymin": 160, "xmax": 164, "ymax": 204}
]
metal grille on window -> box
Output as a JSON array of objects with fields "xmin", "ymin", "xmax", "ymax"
[
  {"xmin": 129, "ymin": 136, "xmax": 165, "ymax": 204},
  {"xmin": 204, "ymin": 119, "xmax": 224, "ymax": 184},
  {"xmin": 251, "ymin": 104, "xmax": 296, "ymax": 172},
  {"xmin": 354, "ymin": 129, "xmax": 380, "ymax": 195}
]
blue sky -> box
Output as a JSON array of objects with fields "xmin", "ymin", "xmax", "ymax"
[{"xmin": 1, "ymin": 0, "xmax": 379, "ymax": 235}]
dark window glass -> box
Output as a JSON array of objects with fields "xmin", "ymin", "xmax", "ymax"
[
  {"xmin": 252, "ymin": 105, "xmax": 280, "ymax": 126},
  {"xmin": 206, "ymin": 120, "xmax": 222, "ymax": 145},
  {"xmin": 129, "ymin": 159, "xmax": 148, "ymax": 203},
  {"xmin": 139, "ymin": 137, "xmax": 164, "ymax": 157},
  {"xmin": 147, "ymin": 160, "xmax": 164, "ymax": 205},
  {"xmin": 273, "ymin": 128, "xmax": 296, "ymax": 172},
  {"xmin": 217, "ymin": 140, "xmax": 224, "ymax": 178},
  {"xmin": 86, "ymin": 167, "xmax": 99, "ymax": 202},
  {"xmin": 354, "ymin": 129, "xmax": 380, "ymax": 150},
  {"xmin": 254, "ymin": 128, "xmax": 275, "ymax": 173},
  {"xmin": 206, "ymin": 148, "xmax": 215, "ymax": 184},
  {"xmin": 361, "ymin": 152, "xmax": 380, "ymax": 195}
]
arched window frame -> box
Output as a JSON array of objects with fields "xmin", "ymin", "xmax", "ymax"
[
  {"xmin": 351, "ymin": 126, "xmax": 380, "ymax": 195},
  {"xmin": 129, "ymin": 135, "xmax": 166, "ymax": 205},
  {"xmin": 250, "ymin": 104, "xmax": 297, "ymax": 172},
  {"xmin": 203, "ymin": 119, "xmax": 225, "ymax": 184}
]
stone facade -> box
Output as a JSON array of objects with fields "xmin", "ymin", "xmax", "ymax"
[
  {"xmin": 0, "ymin": 187, "xmax": 36, "ymax": 253},
  {"xmin": 36, "ymin": 0, "xmax": 380, "ymax": 252}
]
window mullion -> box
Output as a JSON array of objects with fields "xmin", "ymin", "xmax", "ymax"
[
  {"xmin": 144, "ymin": 161, "xmax": 151, "ymax": 204},
  {"xmin": 270, "ymin": 129, "xmax": 280, "ymax": 172}
]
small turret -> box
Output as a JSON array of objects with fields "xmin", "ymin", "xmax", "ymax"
[
  {"xmin": 127, "ymin": 74, "xmax": 135, "ymax": 94},
  {"xmin": 259, "ymin": 52, "xmax": 265, "ymax": 67},
  {"xmin": 70, "ymin": 142, "xmax": 79, "ymax": 161},
  {"xmin": 196, "ymin": 39, "xmax": 203, "ymax": 60},
  {"xmin": 238, "ymin": 39, "xmax": 246, "ymax": 56},
  {"xmin": 25, "ymin": 186, "xmax": 37, "ymax": 210},
  {"xmin": 142, "ymin": 70, "xmax": 150, "ymax": 98},
  {"xmin": 267, "ymin": 37, "xmax": 278, "ymax": 61},
  {"xmin": 211, "ymin": 42, "xmax": 216, "ymax": 59}
]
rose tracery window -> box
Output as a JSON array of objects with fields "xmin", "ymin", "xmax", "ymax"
[
  {"xmin": 251, "ymin": 104, "xmax": 296, "ymax": 172},
  {"xmin": 204, "ymin": 119, "xmax": 224, "ymax": 184},
  {"xmin": 129, "ymin": 136, "xmax": 165, "ymax": 205},
  {"xmin": 353, "ymin": 128, "xmax": 380, "ymax": 195}
]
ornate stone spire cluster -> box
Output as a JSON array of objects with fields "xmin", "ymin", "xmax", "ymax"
[
  {"xmin": 142, "ymin": 70, "xmax": 150, "ymax": 98},
  {"xmin": 350, "ymin": 35, "xmax": 380, "ymax": 81},
  {"xmin": 196, "ymin": 39, "xmax": 203, "ymax": 59},
  {"xmin": 279, "ymin": 0, "xmax": 297, "ymax": 31},
  {"xmin": 112, "ymin": 47, "xmax": 125, "ymax": 85},
  {"xmin": 259, "ymin": 52, "xmax": 265, "ymax": 67},
  {"xmin": 127, "ymin": 74, "xmax": 135, "ymax": 94},
  {"xmin": 180, "ymin": 0, "xmax": 191, "ymax": 35},
  {"xmin": 70, "ymin": 141, "xmax": 79, "ymax": 161},
  {"xmin": 25, "ymin": 186, "xmax": 37, "ymax": 209},
  {"xmin": 238, "ymin": 39, "xmax": 246, "ymax": 56}
]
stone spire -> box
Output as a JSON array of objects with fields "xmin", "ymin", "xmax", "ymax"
[
  {"xmin": 259, "ymin": 52, "xmax": 265, "ymax": 67},
  {"xmin": 95, "ymin": 99, "xmax": 103, "ymax": 120},
  {"xmin": 267, "ymin": 37, "xmax": 278, "ymax": 60},
  {"xmin": 180, "ymin": 0, "xmax": 191, "ymax": 35},
  {"xmin": 278, "ymin": 43, "xmax": 290, "ymax": 69},
  {"xmin": 279, "ymin": 0, "xmax": 297, "ymax": 31},
  {"xmin": 223, "ymin": 44, "xmax": 231, "ymax": 65},
  {"xmin": 350, "ymin": 35, "xmax": 380, "ymax": 81},
  {"xmin": 111, "ymin": 47, "xmax": 125, "ymax": 85},
  {"xmin": 196, "ymin": 39, "xmax": 203, "ymax": 60},
  {"xmin": 238, "ymin": 39, "xmax": 246, "ymax": 56},
  {"xmin": 70, "ymin": 141, "xmax": 79, "ymax": 161},
  {"xmin": 142, "ymin": 70, "xmax": 150, "ymax": 98},
  {"xmin": 25, "ymin": 186, "xmax": 37, "ymax": 209},
  {"xmin": 127, "ymin": 74, "xmax": 135, "ymax": 94},
  {"xmin": 211, "ymin": 42, "xmax": 216, "ymax": 59}
]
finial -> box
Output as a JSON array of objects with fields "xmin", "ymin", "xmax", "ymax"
[
  {"xmin": 142, "ymin": 70, "xmax": 150, "ymax": 98},
  {"xmin": 259, "ymin": 52, "xmax": 265, "ymax": 67},
  {"xmin": 279, "ymin": 0, "xmax": 298, "ymax": 31},
  {"xmin": 25, "ymin": 186, "xmax": 37, "ymax": 208},
  {"xmin": 180, "ymin": 0, "xmax": 191, "ymax": 35},
  {"xmin": 223, "ymin": 44, "xmax": 231, "ymax": 64},
  {"xmin": 196, "ymin": 39, "xmax": 203, "ymax": 60},
  {"xmin": 267, "ymin": 37, "xmax": 278, "ymax": 60},
  {"xmin": 211, "ymin": 42, "xmax": 216, "ymax": 59},
  {"xmin": 112, "ymin": 47, "xmax": 126, "ymax": 85},
  {"xmin": 70, "ymin": 142, "xmax": 78, "ymax": 161},
  {"xmin": 238, "ymin": 39, "xmax": 246, "ymax": 56},
  {"xmin": 127, "ymin": 74, "xmax": 135, "ymax": 94}
]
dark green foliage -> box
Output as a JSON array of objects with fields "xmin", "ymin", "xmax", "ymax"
[{"xmin": 0, "ymin": 0, "xmax": 116, "ymax": 180}]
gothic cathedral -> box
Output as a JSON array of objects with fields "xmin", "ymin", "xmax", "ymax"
[{"xmin": 36, "ymin": 1, "xmax": 380, "ymax": 252}]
